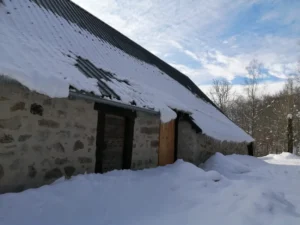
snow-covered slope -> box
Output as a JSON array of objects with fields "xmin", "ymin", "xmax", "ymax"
[
  {"xmin": 260, "ymin": 152, "xmax": 300, "ymax": 165},
  {"xmin": 0, "ymin": 0, "xmax": 253, "ymax": 142},
  {"xmin": 1, "ymin": 153, "xmax": 300, "ymax": 225}
]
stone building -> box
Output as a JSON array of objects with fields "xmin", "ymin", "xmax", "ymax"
[{"xmin": 0, "ymin": 0, "xmax": 253, "ymax": 193}]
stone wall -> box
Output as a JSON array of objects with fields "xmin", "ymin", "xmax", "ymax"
[
  {"xmin": 0, "ymin": 79, "xmax": 97, "ymax": 193},
  {"xmin": 131, "ymin": 112, "xmax": 160, "ymax": 169},
  {"xmin": 177, "ymin": 120, "xmax": 249, "ymax": 166}
]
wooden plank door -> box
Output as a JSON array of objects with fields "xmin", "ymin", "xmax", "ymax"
[
  {"xmin": 102, "ymin": 114, "xmax": 125, "ymax": 173},
  {"xmin": 94, "ymin": 103, "xmax": 136, "ymax": 173},
  {"xmin": 159, "ymin": 120, "xmax": 175, "ymax": 166}
]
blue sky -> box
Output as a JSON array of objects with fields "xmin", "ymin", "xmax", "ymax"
[{"xmin": 72, "ymin": 0, "xmax": 299, "ymax": 94}]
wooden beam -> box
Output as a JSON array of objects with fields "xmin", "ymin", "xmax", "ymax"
[
  {"xmin": 94, "ymin": 102, "xmax": 136, "ymax": 171},
  {"xmin": 174, "ymin": 115, "xmax": 179, "ymax": 162},
  {"xmin": 123, "ymin": 117, "xmax": 135, "ymax": 169},
  {"xmin": 94, "ymin": 102, "xmax": 136, "ymax": 119}
]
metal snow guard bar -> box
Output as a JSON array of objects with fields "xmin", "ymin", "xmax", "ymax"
[{"xmin": 69, "ymin": 90, "xmax": 159, "ymax": 115}]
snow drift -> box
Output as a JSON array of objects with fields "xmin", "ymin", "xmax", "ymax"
[
  {"xmin": 203, "ymin": 152, "xmax": 251, "ymax": 176},
  {"xmin": 1, "ymin": 154, "xmax": 300, "ymax": 225}
]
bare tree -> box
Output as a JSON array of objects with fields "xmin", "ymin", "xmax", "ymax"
[
  {"xmin": 287, "ymin": 113, "xmax": 293, "ymax": 153},
  {"xmin": 284, "ymin": 77, "xmax": 297, "ymax": 153},
  {"xmin": 244, "ymin": 59, "xmax": 263, "ymax": 136},
  {"xmin": 209, "ymin": 78, "xmax": 233, "ymax": 114},
  {"xmin": 297, "ymin": 59, "xmax": 300, "ymax": 83}
]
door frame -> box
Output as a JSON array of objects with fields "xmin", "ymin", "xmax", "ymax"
[
  {"xmin": 94, "ymin": 103, "xmax": 136, "ymax": 173},
  {"xmin": 174, "ymin": 115, "xmax": 179, "ymax": 162}
]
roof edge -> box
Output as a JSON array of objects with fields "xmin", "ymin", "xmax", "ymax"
[{"xmin": 69, "ymin": 90, "xmax": 159, "ymax": 115}]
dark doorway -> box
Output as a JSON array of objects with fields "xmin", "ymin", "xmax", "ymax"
[
  {"xmin": 247, "ymin": 142, "xmax": 254, "ymax": 156},
  {"xmin": 94, "ymin": 103, "xmax": 136, "ymax": 173},
  {"xmin": 102, "ymin": 114, "xmax": 125, "ymax": 172}
]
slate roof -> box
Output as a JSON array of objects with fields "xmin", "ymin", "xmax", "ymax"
[
  {"xmin": 0, "ymin": 0, "xmax": 254, "ymax": 142},
  {"xmin": 31, "ymin": 0, "xmax": 214, "ymax": 105}
]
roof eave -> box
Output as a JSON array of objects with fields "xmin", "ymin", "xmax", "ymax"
[{"xmin": 69, "ymin": 90, "xmax": 159, "ymax": 115}]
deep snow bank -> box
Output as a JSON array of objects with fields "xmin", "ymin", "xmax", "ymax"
[
  {"xmin": 1, "ymin": 156, "xmax": 300, "ymax": 225},
  {"xmin": 202, "ymin": 152, "xmax": 251, "ymax": 178},
  {"xmin": 261, "ymin": 152, "xmax": 300, "ymax": 165}
]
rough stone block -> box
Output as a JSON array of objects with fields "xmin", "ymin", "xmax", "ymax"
[
  {"xmin": 137, "ymin": 160, "xmax": 143, "ymax": 167},
  {"xmin": 64, "ymin": 166, "xmax": 75, "ymax": 177},
  {"xmin": 43, "ymin": 99, "xmax": 52, "ymax": 106},
  {"xmin": 140, "ymin": 127, "xmax": 158, "ymax": 134},
  {"xmin": 73, "ymin": 140, "xmax": 84, "ymax": 151},
  {"xmin": 5, "ymin": 144, "xmax": 17, "ymax": 149},
  {"xmin": 41, "ymin": 159, "xmax": 51, "ymax": 167},
  {"xmin": 87, "ymin": 136, "xmax": 95, "ymax": 146},
  {"xmin": 74, "ymin": 122, "xmax": 86, "ymax": 130},
  {"xmin": 65, "ymin": 122, "xmax": 72, "ymax": 128},
  {"xmin": 55, "ymin": 157, "xmax": 69, "ymax": 165},
  {"xmin": 28, "ymin": 164, "xmax": 37, "ymax": 178},
  {"xmin": 30, "ymin": 103, "xmax": 43, "ymax": 116},
  {"xmin": 0, "ymin": 96, "xmax": 9, "ymax": 101},
  {"xmin": 73, "ymin": 133, "xmax": 80, "ymax": 138},
  {"xmin": 37, "ymin": 130, "xmax": 51, "ymax": 141},
  {"xmin": 90, "ymin": 128, "xmax": 97, "ymax": 134},
  {"xmin": 57, "ymin": 110, "xmax": 67, "ymax": 118},
  {"xmin": 151, "ymin": 140, "xmax": 159, "ymax": 147},
  {"xmin": 0, "ymin": 116, "xmax": 21, "ymax": 130},
  {"xmin": 56, "ymin": 130, "xmax": 70, "ymax": 139},
  {"xmin": 44, "ymin": 168, "xmax": 63, "ymax": 181},
  {"xmin": 14, "ymin": 185, "xmax": 25, "ymax": 193},
  {"xmin": 18, "ymin": 134, "xmax": 32, "ymax": 142},
  {"xmin": 0, "ymin": 151, "xmax": 15, "ymax": 157},
  {"xmin": 32, "ymin": 145, "xmax": 43, "ymax": 153},
  {"xmin": 9, "ymin": 159, "xmax": 20, "ymax": 170},
  {"xmin": 38, "ymin": 119, "xmax": 60, "ymax": 129},
  {"xmin": 10, "ymin": 102, "xmax": 25, "ymax": 111},
  {"xmin": 52, "ymin": 142, "xmax": 65, "ymax": 153},
  {"xmin": 78, "ymin": 157, "xmax": 92, "ymax": 164},
  {"xmin": 0, "ymin": 134, "xmax": 14, "ymax": 143},
  {"xmin": 76, "ymin": 107, "xmax": 85, "ymax": 113}
]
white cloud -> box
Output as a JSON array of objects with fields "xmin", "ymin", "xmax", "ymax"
[
  {"xmin": 260, "ymin": 2, "xmax": 300, "ymax": 26},
  {"xmin": 179, "ymin": 35, "xmax": 299, "ymax": 83},
  {"xmin": 174, "ymin": 50, "xmax": 248, "ymax": 81},
  {"xmin": 170, "ymin": 63, "xmax": 210, "ymax": 83},
  {"xmin": 72, "ymin": 0, "xmax": 257, "ymax": 53},
  {"xmin": 72, "ymin": 0, "xmax": 299, "ymax": 86},
  {"xmin": 260, "ymin": 11, "xmax": 280, "ymax": 22},
  {"xmin": 267, "ymin": 63, "xmax": 298, "ymax": 79}
]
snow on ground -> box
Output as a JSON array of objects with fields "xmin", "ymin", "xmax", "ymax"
[
  {"xmin": 1, "ymin": 153, "xmax": 300, "ymax": 225},
  {"xmin": 261, "ymin": 152, "xmax": 300, "ymax": 165}
]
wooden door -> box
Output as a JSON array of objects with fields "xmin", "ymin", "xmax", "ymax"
[
  {"xmin": 94, "ymin": 103, "xmax": 136, "ymax": 174},
  {"xmin": 159, "ymin": 120, "xmax": 175, "ymax": 166},
  {"xmin": 102, "ymin": 114, "xmax": 125, "ymax": 172}
]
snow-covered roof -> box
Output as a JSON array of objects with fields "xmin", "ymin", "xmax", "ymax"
[{"xmin": 0, "ymin": 0, "xmax": 253, "ymax": 143}]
